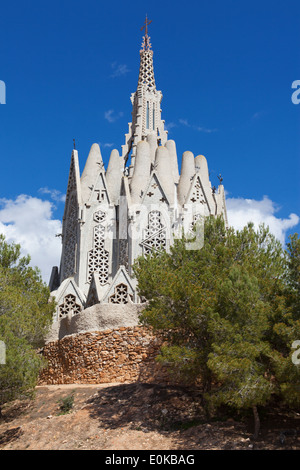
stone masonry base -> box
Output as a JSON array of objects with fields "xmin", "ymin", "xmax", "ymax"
[{"xmin": 38, "ymin": 326, "xmax": 171, "ymax": 385}]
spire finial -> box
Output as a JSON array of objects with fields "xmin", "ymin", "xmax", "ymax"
[{"xmin": 141, "ymin": 15, "xmax": 152, "ymax": 50}]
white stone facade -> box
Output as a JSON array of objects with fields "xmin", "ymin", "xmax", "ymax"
[{"xmin": 49, "ymin": 29, "xmax": 228, "ymax": 326}]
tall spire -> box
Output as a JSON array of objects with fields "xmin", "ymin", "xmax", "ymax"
[
  {"xmin": 138, "ymin": 19, "xmax": 156, "ymax": 92},
  {"xmin": 140, "ymin": 15, "xmax": 152, "ymax": 51},
  {"xmin": 121, "ymin": 17, "xmax": 168, "ymax": 171},
  {"xmin": 138, "ymin": 15, "xmax": 155, "ymax": 91}
]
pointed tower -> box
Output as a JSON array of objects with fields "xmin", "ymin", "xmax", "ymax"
[
  {"xmin": 59, "ymin": 148, "xmax": 82, "ymax": 283},
  {"xmin": 122, "ymin": 16, "xmax": 168, "ymax": 174},
  {"xmin": 49, "ymin": 19, "xmax": 228, "ymax": 329}
]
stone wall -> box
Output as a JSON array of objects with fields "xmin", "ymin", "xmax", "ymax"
[
  {"xmin": 46, "ymin": 303, "xmax": 145, "ymax": 342},
  {"xmin": 39, "ymin": 326, "xmax": 171, "ymax": 385}
]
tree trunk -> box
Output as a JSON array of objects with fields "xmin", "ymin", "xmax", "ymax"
[{"xmin": 252, "ymin": 405, "xmax": 260, "ymax": 440}]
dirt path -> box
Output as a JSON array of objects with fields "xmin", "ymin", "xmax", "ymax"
[{"xmin": 0, "ymin": 383, "xmax": 299, "ymax": 450}]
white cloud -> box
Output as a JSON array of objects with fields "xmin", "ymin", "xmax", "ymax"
[
  {"xmin": 226, "ymin": 195, "xmax": 299, "ymax": 244},
  {"xmin": 0, "ymin": 195, "xmax": 62, "ymax": 284},
  {"xmin": 251, "ymin": 110, "xmax": 267, "ymax": 120},
  {"xmin": 1, "ymin": 192, "xmax": 297, "ymax": 287},
  {"xmin": 195, "ymin": 126, "xmax": 217, "ymax": 133},
  {"xmin": 110, "ymin": 62, "xmax": 130, "ymax": 78},
  {"xmin": 38, "ymin": 187, "xmax": 66, "ymax": 203},
  {"xmin": 104, "ymin": 109, "xmax": 124, "ymax": 123},
  {"xmin": 164, "ymin": 121, "xmax": 177, "ymax": 132},
  {"xmin": 179, "ymin": 118, "xmax": 217, "ymax": 133}
]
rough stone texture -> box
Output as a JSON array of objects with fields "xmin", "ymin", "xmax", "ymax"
[
  {"xmin": 39, "ymin": 326, "xmax": 171, "ymax": 385},
  {"xmin": 46, "ymin": 303, "xmax": 145, "ymax": 342}
]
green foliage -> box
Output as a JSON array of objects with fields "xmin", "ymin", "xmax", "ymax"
[
  {"xmin": 0, "ymin": 234, "xmax": 55, "ymax": 411},
  {"xmin": 0, "ymin": 332, "xmax": 45, "ymax": 408},
  {"xmin": 133, "ymin": 216, "xmax": 300, "ymax": 424},
  {"xmin": 270, "ymin": 233, "xmax": 300, "ymax": 407},
  {"xmin": 285, "ymin": 233, "xmax": 300, "ymax": 312},
  {"xmin": 57, "ymin": 392, "xmax": 75, "ymax": 415}
]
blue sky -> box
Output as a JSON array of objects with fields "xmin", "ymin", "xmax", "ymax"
[{"xmin": 0, "ymin": 0, "xmax": 299, "ymax": 281}]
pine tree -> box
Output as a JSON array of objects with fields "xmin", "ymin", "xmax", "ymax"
[
  {"xmin": 0, "ymin": 235, "xmax": 55, "ymax": 416},
  {"xmin": 270, "ymin": 233, "xmax": 300, "ymax": 408},
  {"xmin": 133, "ymin": 216, "xmax": 297, "ymax": 437}
]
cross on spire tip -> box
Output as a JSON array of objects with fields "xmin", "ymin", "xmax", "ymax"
[{"xmin": 141, "ymin": 15, "xmax": 152, "ymax": 51}]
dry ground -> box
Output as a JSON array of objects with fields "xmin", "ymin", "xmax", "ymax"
[{"xmin": 0, "ymin": 382, "xmax": 299, "ymax": 451}]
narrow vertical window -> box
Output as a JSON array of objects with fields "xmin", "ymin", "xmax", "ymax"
[
  {"xmin": 146, "ymin": 101, "xmax": 149, "ymax": 129},
  {"xmin": 153, "ymin": 104, "xmax": 155, "ymax": 130}
]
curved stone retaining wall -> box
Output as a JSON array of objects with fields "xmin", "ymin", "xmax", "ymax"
[{"xmin": 39, "ymin": 326, "xmax": 170, "ymax": 385}]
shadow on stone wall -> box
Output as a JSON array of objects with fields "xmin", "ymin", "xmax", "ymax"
[{"xmin": 39, "ymin": 326, "xmax": 172, "ymax": 386}]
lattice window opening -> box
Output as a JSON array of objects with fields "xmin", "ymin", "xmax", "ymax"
[
  {"xmin": 58, "ymin": 294, "xmax": 82, "ymax": 319},
  {"xmin": 65, "ymin": 159, "xmax": 77, "ymax": 200},
  {"xmin": 141, "ymin": 210, "xmax": 167, "ymax": 256},
  {"xmin": 63, "ymin": 233, "xmax": 77, "ymax": 276},
  {"xmin": 94, "ymin": 225, "xmax": 106, "ymax": 248},
  {"xmin": 119, "ymin": 239, "xmax": 129, "ymax": 271},
  {"xmin": 63, "ymin": 195, "xmax": 78, "ymax": 279},
  {"xmin": 144, "ymin": 210, "xmax": 166, "ymax": 240},
  {"xmin": 138, "ymin": 50, "xmax": 156, "ymax": 91},
  {"xmin": 109, "ymin": 283, "xmax": 133, "ymax": 304},
  {"xmin": 87, "ymin": 248, "xmax": 109, "ymax": 284},
  {"xmin": 87, "ymin": 222, "xmax": 110, "ymax": 285},
  {"xmin": 143, "ymin": 231, "xmax": 166, "ymax": 256}
]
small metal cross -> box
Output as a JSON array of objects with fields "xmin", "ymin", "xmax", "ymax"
[{"xmin": 141, "ymin": 15, "xmax": 152, "ymax": 36}]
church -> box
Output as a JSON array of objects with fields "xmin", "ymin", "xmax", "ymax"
[{"xmin": 48, "ymin": 19, "xmax": 227, "ymax": 328}]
